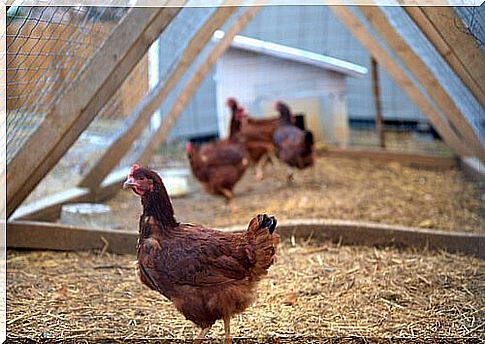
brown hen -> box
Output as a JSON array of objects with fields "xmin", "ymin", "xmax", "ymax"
[
  {"xmin": 123, "ymin": 164, "xmax": 279, "ymax": 343},
  {"xmin": 186, "ymin": 106, "xmax": 249, "ymax": 202},
  {"xmin": 226, "ymin": 97, "xmax": 280, "ymax": 180},
  {"xmin": 273, "ymin": 101, "xmax": 315, "ymax": 182}
]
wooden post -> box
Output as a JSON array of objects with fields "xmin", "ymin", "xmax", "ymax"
[
  {"xmin": 328, "ymin": 5, "xmax": 469, "ymax": 159},
  {"xmin": 358, "ymin": 5, "xmax": 484, "ymax": 162},
  {"xmin": 6, "ymin": 7, "xmax": 182, "ymax": 218},
  {"xmin": 79, "ymin": 2, "xmax": 240, "ymax": 190},
  {"xmin": 137, "ymin": 3, "xmax": 265, "ymax": 166},
  {"xmin": 371, "ymin": 57, "xmax": 385, "ymax": 148},
  {"xmin": 403, "ymin": 6, "xmax": 485, "ymax": 107}
]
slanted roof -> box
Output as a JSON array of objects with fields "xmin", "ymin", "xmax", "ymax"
[{"xmin": 214, "ymin": 30, "xmax": 367, "ymax": 78}]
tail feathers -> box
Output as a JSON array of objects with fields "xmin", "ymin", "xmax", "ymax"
[
  {"xmin": 302, "ymin": 130, "xmax": 314, "ymax": 156},
  {"xmin": 246, "ymin": 214, "xmax": 280, "ymax": 280}
]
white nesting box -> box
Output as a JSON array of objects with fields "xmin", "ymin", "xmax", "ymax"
[{"xmin": 214, "ymin": 31, "xmax": 367, "ymax": 146}]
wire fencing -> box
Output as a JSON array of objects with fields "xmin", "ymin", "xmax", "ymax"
[
  {"xmin": 12, "ymin": 5, "xmax": 220, "ymax": 204},
  {"xmin": 5, "ymin": 6, "xmax": 128, "ymax": 163}
]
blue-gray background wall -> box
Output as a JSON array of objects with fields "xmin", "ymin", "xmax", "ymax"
[{"xmin": 160, "ymin": 6, "xmax": 429, "ymax": 141}]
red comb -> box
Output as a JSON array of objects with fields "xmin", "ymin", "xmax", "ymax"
[
  {"xmin": 185, "ymin": 142, "xmax": 191, "ymax": 153},
  {"xmin": 129, "ymin": 163, "xmax": 140, "ymax": 177}
]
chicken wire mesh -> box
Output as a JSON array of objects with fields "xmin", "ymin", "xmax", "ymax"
[
  {"xmin": 19, "ymin": 5, "xmax": 222, "ymax": 204},
  {"xmin": 454, "ymin": 6, "xmax": 484, "ymax": 48},
  {"xmin": 5, "ymin": 6, "xmax": 129, "ymax": 164}
]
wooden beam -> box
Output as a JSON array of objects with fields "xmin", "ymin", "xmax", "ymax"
[
  {"xmin": 371, "ymin": 57, "xmax": 385, "ymax": 148},
  {"xmin": 137, "ymin": 3, "xmax": 264, "ymax": 165},
  {"xmin": 79, "ymin": 2, "xmax": 240, "ymax": 190},
  {"xmin": 403, "ymin": 6, "xmax": 485, "ymax": 107},
  {"xmin": 328, "ymin": 6, "xmax": 469, "ymax": 159},
  {"xmin": 359, "ymin": 5, "xmax": 485, "ymax": 162},
  {"xmin": 10, "ymin": 168, "xmax": 128, "ymax": 222},
  {"xmin": 6, "ymin": 219, "xmax": 484, "ymax": 258},
  {"xmin": 6, "ymin": 7, "xmax": 182, "ymax": 218}
]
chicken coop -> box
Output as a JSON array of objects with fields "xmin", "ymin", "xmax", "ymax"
[{"xmin": 2, "ymin": 1, "xmax": 484, "ymax": 342}]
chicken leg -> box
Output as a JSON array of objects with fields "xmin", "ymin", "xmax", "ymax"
[
  {"xmin": 224, "ymin": 317, "xmax": 231, "ymax": 344},
  {"xmin": 194, "ymin": 326, "xmax": 211, "ymax": 344}
]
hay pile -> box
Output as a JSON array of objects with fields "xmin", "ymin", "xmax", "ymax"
[
  {"xmin": 107, "ymin": 156, "xmax": 482, "ymax": 233},
  {"xmin": 7, "ymin": 240, "xmax": 483, "ymax": 340}
]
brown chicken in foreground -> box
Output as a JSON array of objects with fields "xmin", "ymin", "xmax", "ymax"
[
  {"xmin": 226, "ymin": 98, "xmax": 280, "ymax": 180},
  {"xmin": 186, "ymin": 107, "xmax": 249, "ymax": 202},
  {"xmin": 273, "ymin": 101, "xmax": 315, "ymax": 182},
  {"xmin": 123, "ymin": 164, "xmax": 279, "ymax": 343}
]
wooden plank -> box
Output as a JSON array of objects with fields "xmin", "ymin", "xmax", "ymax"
[
  {"xmin": 6, "ymin": 7, "xmax": 182, "ymax": 219},
  {"xmin": 359, "ymin": 5, "xmax": 485, "ymax": 162},
  {"xmin": 6, "ymin": 219, "xmax": 483, "ymax": 258},
  {"xmin": 9, "ymin": 169, "xmax": 128, "ymax": 222},
  {"xmin": 328, "ymin": 6, "xmax": 470, "ymax": 160},
  {"xmin": 319, "ymin": 146, "xmax": 458, "ymax": 169},
  {"xmin": 137, "ymin": 3, "xmax": 265, "ymax": 165},
  {"xmin": 79, "ymin": 2, "xmax": 240, "ymax": 190},
  {"xmin": 6, "ymin": 221, "xmax": 138, "ymax": 254},
  {"xmin": 371, "ymin": 57, "xmax": 385, "ymax": 148},
  {"xmin": 403, "ymin": 6, "xmax": 485, "ymax": 107},
  {"xmin": 9, "ymin": 187, "xmax": 90, "ymax": 222}
]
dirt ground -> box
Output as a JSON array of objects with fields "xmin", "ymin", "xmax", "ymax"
[
  {"xmin": 7, "ymin": 240, "xmax": 484, "ymax": 340},
  {"xmin": 106, "ymin": 156, "xmax": 482, "ymax": 233}
]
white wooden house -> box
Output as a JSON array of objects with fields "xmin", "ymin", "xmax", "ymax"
[{"xmin": 214, "ymin": 31, "xmax": 367, "ymax": 146}]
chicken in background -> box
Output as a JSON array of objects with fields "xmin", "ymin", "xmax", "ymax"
[
  {"xmin": 186, "ymin": 107, "xmax": 249, "ymax": 203},
  {"xmin": 226, "ymin": 98, "xmax": 281, "ymax": 180},
  {"xmin": 273, "ymin": 101, "xmax": 315, "ymax": 182},
  {"xmin": 123, "ymin": 164, "xmax": 279, "ymax": 344}
]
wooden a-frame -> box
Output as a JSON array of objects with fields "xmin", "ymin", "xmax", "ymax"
[
  {"xmin": 359, "ymin": 5, "xmax": 484, "ymax": 162},
  {"xmin": 6, "ymin": 6, "xmax": 183, "ymax": 218},
  {"xmin": 328, "ymin": 5, "xmax": 470, "ymax": 158}
]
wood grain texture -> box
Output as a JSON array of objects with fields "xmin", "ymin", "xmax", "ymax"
[
  {"xmin": 404, "ymin": 6, "xmax": 485, "ymax": 107},
  {"xmin": 6, "ymin": 219, "xmax": 483, "ymax": 258}
]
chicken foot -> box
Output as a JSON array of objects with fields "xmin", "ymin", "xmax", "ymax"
[
  {"xmin": 254, "ymin": 154, "xmax": 271, "ymax": 181},
  {"xmin": 194, "ymin": 326, "xmax": 211, "ymax": 344},
  {"xmin": 224, "ymin": 317, "xmax": 231, "ymax": 344}
]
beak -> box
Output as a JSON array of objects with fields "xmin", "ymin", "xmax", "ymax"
[{"xmin": 123, "ymin": 177, "xmax": 138, "ymax": 190}]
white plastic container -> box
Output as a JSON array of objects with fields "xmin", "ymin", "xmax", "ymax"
[
  {"xmin": 60, "ymin": 203, "xmax": 113, "ymax": 229},
  {"xmin": 159, "ymin": 168, "xmax": 191, "ymax": 197}
]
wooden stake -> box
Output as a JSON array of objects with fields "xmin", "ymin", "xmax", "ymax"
[{"xmin": 371, "ymin": 57, "xmax": 385, "ymax": 148}]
